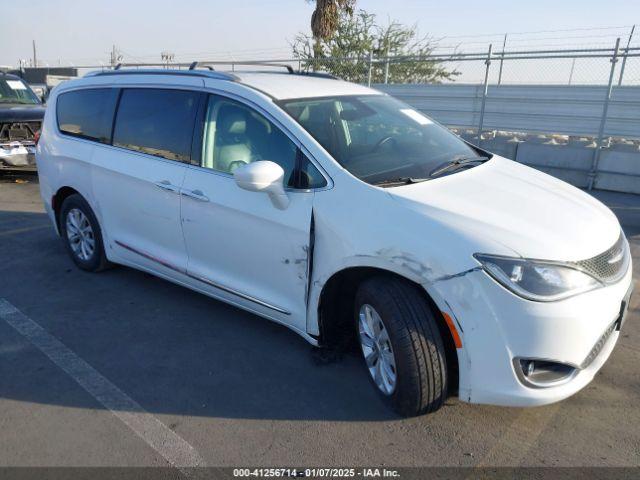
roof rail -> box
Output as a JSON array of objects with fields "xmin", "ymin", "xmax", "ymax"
[
  {"xmin": 190, "ymin": 61, "xmax": 340, "ymax": 79},
  {"xmin": 85, "ymin": 68, "xmax": 238, "ymax": 82},
  {"xmin": 83, "ymin": 61, "xmax": 339, "ymax": 82},
  {"xmin": 193, "ymin": 60, "xmax": 294, "ymax": 73},
  {"xmin": 189, "ymin": 61, "xmax": 215, "ymax": 71}
]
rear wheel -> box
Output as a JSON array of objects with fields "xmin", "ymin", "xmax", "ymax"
[
  {"xmin": 59, "ymin": 194, "xmax": 110, "ymax": 272},
  {"xmin": 354, "ymin": 276, "xmax": 448, "ymax": 416}
]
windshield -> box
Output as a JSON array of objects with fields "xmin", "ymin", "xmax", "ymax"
[
  {"xmin": 280, "ymin": 95, "xmax": 482, "ymax": 186},
  {"xmin": 0, "ymin": 78, "xmax": 40, "ymax": 105}
]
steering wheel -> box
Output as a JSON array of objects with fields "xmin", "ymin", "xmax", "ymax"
[
  {"xmin": 229, "ymin": 150, "xmax": 263, "ymax": 173},
  {"xmin": 371, "ymin": 135, "xmax": 397, "ymax": 152},
  {"xmin": 228, "ymin": 160, "xmax": 249, "ymax": 172}
]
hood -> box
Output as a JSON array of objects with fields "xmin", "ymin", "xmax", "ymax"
[
  {"xmin": 0, "ymin": 104, "xmax": 46, "ymax": 123},
  {"xmin": 387, "ymin": 156, "xmax": 620, "ymax": 262}
]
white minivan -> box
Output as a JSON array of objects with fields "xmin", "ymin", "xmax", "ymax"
[{"xmin": 37, "ymin": 67, "xmax": 634, "ymax": 417}]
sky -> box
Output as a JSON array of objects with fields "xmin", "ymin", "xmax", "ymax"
[{"xmin": 1, "ymin": 0, "xmax": 639, "ymax": 67}]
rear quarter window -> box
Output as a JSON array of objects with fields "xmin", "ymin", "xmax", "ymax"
[{"xmin": 56, "ymin": 88, "xmax": 118, "ymax": 143}]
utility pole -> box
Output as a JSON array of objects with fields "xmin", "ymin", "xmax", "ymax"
[{"xmin": 32, "ymin": 40, "xmax": 37, "ymax": 67}]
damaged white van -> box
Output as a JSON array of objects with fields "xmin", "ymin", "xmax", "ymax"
[{"xmin": 37, "ymin": 67, "xmax": 634, "ymax": 417}]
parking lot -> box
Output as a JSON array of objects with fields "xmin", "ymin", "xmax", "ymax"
[{"xmin": 0, "ymin": 172, "xmax": 638, "ymax": 469}]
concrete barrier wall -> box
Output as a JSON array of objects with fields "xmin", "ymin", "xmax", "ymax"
[{"xmin": 595, "ymin": 150, "xmax": 640, "ymax": 194}]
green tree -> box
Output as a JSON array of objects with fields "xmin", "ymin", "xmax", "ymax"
[{"xmin": 293, "ymin": 10, "xmax": 458, "ymax": 84}]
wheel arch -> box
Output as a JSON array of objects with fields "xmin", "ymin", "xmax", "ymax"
[
  {"xmin": 51, "ymin": 186, "xmax": 98, "ymax": 235},
  {"xmin": 51, "ymin": 186, "xmax": 82, "ymax": 232},
  {"xmin": 314, "ymin": 264, "xmax": 460, "ymax": 394},
  {"xmin": 52, "ymin": 186, "xmax": 82, "ymax": 232}
]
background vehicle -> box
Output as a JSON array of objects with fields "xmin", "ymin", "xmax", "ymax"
[
  {"xmin": 0, "ymin": 73, "xmax": 44, "ymax": 173},
  {"xmin": 36, "ymin": 68, "xmax": 633, "ymax": 417}
]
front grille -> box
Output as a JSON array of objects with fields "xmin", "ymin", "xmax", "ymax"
[
  {"xmin": 572, "ymin": 233, "xmax": 629, "ymax": 283},
  {"xmin": 0, "ymin": 121, "xmax": 41, "ymax": 143}
]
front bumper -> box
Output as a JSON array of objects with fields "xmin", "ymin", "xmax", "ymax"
[
  {"xmin": 429, "ymin": 260, "xmax": 634, "ymax": 407},
  {"xmin": 0, "ymin": 142, "xmax": 37, "ymax": 169}
]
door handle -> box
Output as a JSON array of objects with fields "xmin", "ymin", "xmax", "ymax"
[
  {"xmin": 155, "ymin": 180, "xmax": 180, "ymax": 193},
  {"xmin": 181, "ymin": 189, "xmax": 210, "ymax": 202}
]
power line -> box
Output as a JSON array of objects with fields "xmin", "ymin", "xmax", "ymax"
[
  {"xmin": 433, "ymin": 40, "xmax": 624, "ymax": 50},
  {"xmin": 438, "ymin": 25, "xmax": 633, "ymax": 40}
]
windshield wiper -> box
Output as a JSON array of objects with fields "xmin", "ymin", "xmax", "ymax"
[
  {"xmin": 429, "ymin": 155, "xmax": 490, "ymax": 178},
  {"xmin": 371, "ymin": 177, "xmax": 429, "ymax": 187}
]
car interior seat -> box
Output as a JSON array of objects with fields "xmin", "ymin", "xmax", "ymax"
[{"xmin": 214, "ymin": 106, "xmax": 253, "ymax": 173}]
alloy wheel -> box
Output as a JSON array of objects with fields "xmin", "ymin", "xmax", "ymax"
[
  {"xmin": 66, "ymin": 208, "xmax": 95, "ymax": 261},
  {"xmin": 358, "ymin": 303, "xmax": 398, "ymax": 395}
]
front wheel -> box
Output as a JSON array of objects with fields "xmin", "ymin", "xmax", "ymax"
[{"xmin": 355, "ymin": 276, "xmax": 449, "ymax": 417}]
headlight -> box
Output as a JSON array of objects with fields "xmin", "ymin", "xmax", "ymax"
[{"xmin": 474, "ymin": 254, "xmax": 602, "ymax": 301}]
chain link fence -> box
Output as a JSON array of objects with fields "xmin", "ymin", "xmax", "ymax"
[{"xmin": 290, "ymin": 42, "xmax": 640, "ymax": 87}]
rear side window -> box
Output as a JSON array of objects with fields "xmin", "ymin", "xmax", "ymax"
[
  {"xmin": 57, "ymin": 88, "xmax": 118, "ymax": 143},
  {"xmin": 113, "ymin": 88, "xmax": 200, "ymax": 162}
]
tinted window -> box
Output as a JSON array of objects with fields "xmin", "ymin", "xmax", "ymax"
[
  {"xmin": 57, "ymin": 88, "xmax": 118, "ymax": 143},
  {"xmin": 113, "ymin": 89, "xmax": 200, "ymax": 162},
  {"xmin": 201, "ymin": 95, "xmax": 325, "ymax": 188}
]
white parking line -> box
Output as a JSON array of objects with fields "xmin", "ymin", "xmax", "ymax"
[{"xmin": 0, "ymin": 298, "xmax": 205, "ymax": 472}]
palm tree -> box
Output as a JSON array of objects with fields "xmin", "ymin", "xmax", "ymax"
[{"xmin": 310, "ymin": 0, "xmax": 355, "ymax": 57}]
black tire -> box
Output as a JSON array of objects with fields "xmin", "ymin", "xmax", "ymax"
[
  {"xmin": 354, "ymin": 276, "xmax": 448, "ymax": 417},
  {"xmin": 59, "ymin": 194, "xmax": 110, "ymax": 272}
]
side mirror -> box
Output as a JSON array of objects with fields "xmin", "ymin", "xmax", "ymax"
[{"xmin": 233, "ymin": 161, "xmax": 290, "ymax": 210}]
